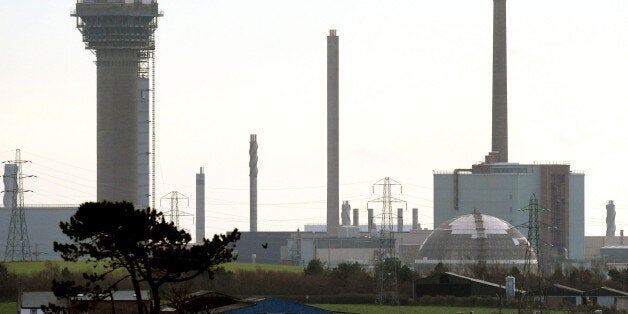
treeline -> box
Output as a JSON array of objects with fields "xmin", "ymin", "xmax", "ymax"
[{"xmin": 1, "ymin": 259, "xmax": 627, "ymax": 306}]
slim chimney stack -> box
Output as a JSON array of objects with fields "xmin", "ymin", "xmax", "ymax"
[
  {"xmin": 195, "ymin": 167, "xmax": 205, "ymax": 244},
  {"xmin": 368, "ymin": 208, "xmax": 374, "ymax": 233},
  {"xmin": 492, "ymin": 0, "xmax": 508, "ymax": 162},
  {"xmin": 249, "ymin": 134, "xmax": 258, "ymax": 232},
  {"xmin": 397, "ymin": 208, "xmax": 403, "ymax": 232},
  {"xmin": 353, "ymin": 208, "xmax": 359, "ymax": 226},
  {"xmin": 327, "ymin": 29, "xmax": 340, "ymax": 236},
  {"xmin": 412, "ymin": 208, "xmax": 418, "ymax": 230}
]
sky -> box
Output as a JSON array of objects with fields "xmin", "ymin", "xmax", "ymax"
[{"xmin": 1, "ymin": 0, "xmax": 627, "ymax": 237}]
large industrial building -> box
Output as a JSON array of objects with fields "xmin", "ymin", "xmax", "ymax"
[
  {"xmin": 432, "ymin": 0, "xmax": 585, "ymax": 270},
  {"xmin": 434, "ymin": 162, "xmax": 585, "ymax": 262},
  {"xmin": 416, "ymin": 212, "xmax": 535, "ymax": 273}
]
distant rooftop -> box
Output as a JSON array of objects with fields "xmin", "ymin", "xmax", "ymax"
[{"xmin": 77, "ymin": 0, "xmax": 158, "ymax": 4}]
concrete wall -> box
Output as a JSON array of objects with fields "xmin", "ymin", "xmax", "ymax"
[
  {"xmin": 434, "ymin": 171, "xmax": 539, "ymax": 236},
  {"xmin": 0, "ymin": 206, "xmax": 77, "ymax": 260},
  {"xmin": 585, "ymin": 236, "xmax": 624, "ymax": 259}
]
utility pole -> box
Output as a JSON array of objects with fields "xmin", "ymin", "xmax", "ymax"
[
  {"xmin": 160, "ymin": 191, "xmax": 191, "ymax": 228},
  {"xmin": 368, "ymin": 177, "xmax": 406, "ymax": 305},
  {"xmin": 3, "ymin": 149, "xmax": 34, "ymax": 261}
]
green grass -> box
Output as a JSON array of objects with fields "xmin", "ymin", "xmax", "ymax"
[
  {"xmin": 222, "ymin": 262, "xmax": 304, "ymax": 273},
  {"xmin": 314, "ymin": 304, "xmax": 583, "ymax": 314},
  {"xmin": 0, "ymin": 302, "xmax": 16, "ymax": 314},
  {"xmin": 3, "ymin": 260, "xmax": 303, "ymax": 275},
  {"xmin": 4, "ymin": 260, "xmax": 106, "ymax": 275}
]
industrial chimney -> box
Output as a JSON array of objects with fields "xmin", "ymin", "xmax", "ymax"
[
  {"xmin": 492, "ymin": 0, "xmax": 508, "ymax": 162},
  {"xmin": 327, "ymin": 29, "xmax": 340, "ymax": 236},
  {"xmin": 353, "ymin": 208, "xmax": 359, "ymax": 227},
  {"xmin": 397, "ymin": 208, "xmax": 403, "ymax": 232},
  {"xmin": 368, "ymin": 208, "xmax": 374, "ymax": 233},
  {"xmin": 412, "ymin": 208, "xmax": 418, "ymax": 230},
  {"xmin": 196, "ymin": 167, "xmax": 205, "ymax": 244},
  {"xmin": 250, "ymin": 134, "xmax": 258, "ymax": 232}
]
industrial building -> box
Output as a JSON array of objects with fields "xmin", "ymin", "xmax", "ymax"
[
  {"xmin": 416, "ymin": 212, "xmax": 534, "ymax": 273},
  {"xmin": 432, "ymin": 0, "xmax": 585, "ymax": 270},
  {"xmin": 72, "ymin": 0, "xmax": 161, "ymax": 205}
]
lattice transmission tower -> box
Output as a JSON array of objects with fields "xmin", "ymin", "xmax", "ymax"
[
  {"xmin": 3, "ymin": 149, "xmax": 35, "ymax": 261},
  {"xmin": 160, "ymin": 191, "xmax": 192, "ymax": 228},
  {"xmin": 518, "ymin": 193, "xmax": 550, "ymax": 311},
  {"xmin": 368, "ymin": 177, "xmax": 406, "ymax": 305}
]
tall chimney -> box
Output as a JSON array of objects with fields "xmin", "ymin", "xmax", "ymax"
[
  {"xmin": 249, "ymin": 134, "xmax": 258, "ymax": 232},
  {"xmin": 368, "ymin": 208, "xmax": 374, "ymax": 232},
  {"xmin": 195, "ymin": 167, "xmax": 205, "ymax": 244},
  {"xmin": 492, "ymin": 0, "xmax": 508, "ymax": 162},
  {"xmin": 397, "ymin": 208, "xmax": 403, "ymax": 232},
  {"xmin": 412, "ymin": 208, "xmax": 418, "ymax": 230},
  {"xmin": 327, "ymin": 29, "xmax": 340, "ymax": 237},
  {"xmin": 353, "ymin": 208, "xmax": 359, "ymax": 226}
]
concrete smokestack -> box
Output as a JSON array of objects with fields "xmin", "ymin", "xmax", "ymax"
[
  {"xmin": 492, "ymin": 0, "xmax": 508, "ymax": 162},
  {"xmin": 368, "ymin": 208, "xmax": 374, "ymax": 232},
  {"xmin": 353, "ymin": 208, "xmax": 359, "ymax": 226},
  {"xmin": 196, "ymin": 167, "xmax": 205, "ymax": 244},
  {"xmin": 412, "ymin": 208, "xmax": 418, "ymax": 230},
  {"xmin": 397, "ymin": 208, "xmax": 403, "ymax": 232},
  {"xmin": 250, "ymin": 134, "xmax": 258, "ymax": 232},
  {"xmin": 327, "ymin": 29, "xmax": 340, "ymax": 236}
]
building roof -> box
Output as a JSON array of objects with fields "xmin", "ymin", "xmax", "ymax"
[
  {"xmin": 21, "ymin": 292, "xmax": 68, "ymax": 309},
  {"xmin": 21, "ymin": 290, "xmax": 149, "ymax": 309},
  {"xmin": 585, "ymin": 287, "xmax": 628, "ymax": 297},
  {"xmin": 416, "ymin": 212, "xmax": 534, "ymax": 264}
]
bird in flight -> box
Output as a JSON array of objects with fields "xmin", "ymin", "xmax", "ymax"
[{"xmin": 261, "ymin": 242, "xmax": 268, "ymax": 249}]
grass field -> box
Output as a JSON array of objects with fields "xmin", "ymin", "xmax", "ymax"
[
  {"xmin": 314, "ymin": 304, "xmax": 582, "ymax": 314},
  {"xmin": 3, "ymin": 260, "xmax": 303, "ymax": 275},
  {"xmin": 0, "ymin": 301, "xmax": 589, "ymax": 314},
  {"xmin": 0, "ymin": 302, "xmax": 16, "ymax": 314}
]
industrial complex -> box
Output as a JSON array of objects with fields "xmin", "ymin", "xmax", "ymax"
[{"xmin": 1, "ymin": 0, "xmax": 627, "ymax": 289}]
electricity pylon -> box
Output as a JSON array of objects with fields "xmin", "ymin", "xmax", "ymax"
[
  {"xmin": 160, "ymin": 191, "xmax": 192, "ymax": 228},
  {"xmin": 368, "ymin": 177, "xmax": 406, "ymax": 305},
  {"xmin": 3, "ymin": 149, "xmax": 35, "ymax": 261}
]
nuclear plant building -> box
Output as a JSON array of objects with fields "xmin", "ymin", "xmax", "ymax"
[{"xmin": 432, "ymin": 0, "xmax": 585, "ymax": 268}]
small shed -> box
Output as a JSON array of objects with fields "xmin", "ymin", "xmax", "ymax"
[
  {"xmin": 414, "ymin": 272, "xmax": 522, "ymax": 298},
  {"xmin": 544, "ymin": 284, "xmax": 584, "ymax": 306},
  {"xmin": 20, "ymin": 290, "xmax": 149, "ymax": 314},
  {"xmin": 210, "ymin": 298, "xmax": 334, "ymax": 314},
  {"xmin": 585, "ymin": 286, "xmax": 628, "ymax": 310},
  {"xmin": 181, "ymin": 291, "xmax": 337, "ymax": 314}
]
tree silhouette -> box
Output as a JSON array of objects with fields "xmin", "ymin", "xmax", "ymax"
[{"xmin": 52, "ymin": 201, "xmax": 240, "ymax": 314}]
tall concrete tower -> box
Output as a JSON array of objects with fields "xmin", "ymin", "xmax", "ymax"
[
  {"xmin": 72, "ymin": 1, "xmax": 161, "ymax": 203},
  {"xmin": 492, "ymin": 0, "xmax": 508, "ymax": 162},
  {"xmin": 196, "ymin": 167, "xmax": 205, "ymax": 244},
  {"xmin": 249, "ymin": 134, "xmax": 258, "ymax": 232},
  {"xmin": 327, "ymin": 29, "xmax": 340, "ymax": 236}
]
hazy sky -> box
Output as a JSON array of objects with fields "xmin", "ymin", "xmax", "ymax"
[{"xmin": 1, "ymin": 0, "xmax": 627, "ymax": 237}]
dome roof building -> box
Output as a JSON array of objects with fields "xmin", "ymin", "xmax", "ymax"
[{"xmin": 415, "ymin": 211, "xmax": 535, "ymax": 271}]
